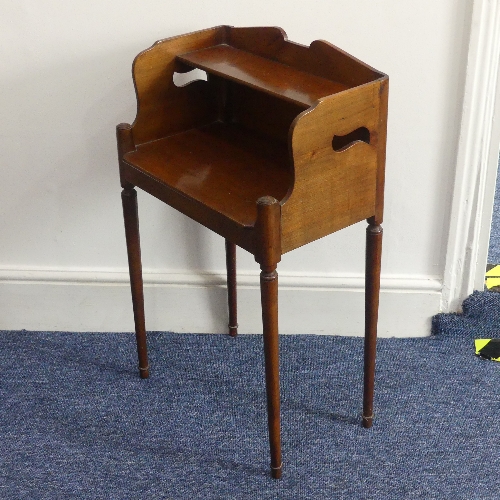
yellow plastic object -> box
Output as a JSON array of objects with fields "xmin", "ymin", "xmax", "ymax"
[
  {"xmin": 486, "ymin": 277, "xmax": 500, "ymax": 289},
  {"xmin": 475, "ymin": 339, "xmax": 500, "ymax": 361},
  {"xmin": 485, "ymin": 265, "xmax": 500, "ymax": 276}
]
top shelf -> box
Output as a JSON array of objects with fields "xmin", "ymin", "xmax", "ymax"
[{"xmin": 178, "ymin": 44, "xmax": 349, "ymax": 108}]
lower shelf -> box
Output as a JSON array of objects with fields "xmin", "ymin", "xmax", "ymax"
[{"xmin": 124, "ymin": 122, "xmax": 291, "ymax": 226}]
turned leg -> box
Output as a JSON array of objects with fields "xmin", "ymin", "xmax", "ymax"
[
  {"xmin": 256, "ymin": 197, "xmax": 282, "ymax": 479},
  {"xmin": 225, "ymin": 239, "xmax": 238, "ymax": 337},
  {"xmin": 121, "ymin": 188, "xmax": 149, "ymax": 379},
  {"xmin": 363, "ymin": 220, "xmax": 383, "ymax": 428}
]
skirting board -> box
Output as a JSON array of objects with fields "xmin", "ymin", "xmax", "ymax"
[{"xmin": 0, "ymin": 268, "xmax": 441, "ymax": 337}]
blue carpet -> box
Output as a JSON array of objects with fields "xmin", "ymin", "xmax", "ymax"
[
  {"xmin": 1, "ymin": 291, "xmax": 500, "ymax": 499},
  {"xmin": 488, "ymin": 156, "xmax": 500, "ymax": 263}
]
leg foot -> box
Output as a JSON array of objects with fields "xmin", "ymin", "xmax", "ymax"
[
  {"xmin": 362, "ymin": 414, "xmax": 373, "ymax": 429},
  {"xmin": 138, "ymin": 365, "xmax": 150, "ymax": 379},
  {"xmin": 271, "ymin": 463, "xmax": 283, "ymax": 479}
]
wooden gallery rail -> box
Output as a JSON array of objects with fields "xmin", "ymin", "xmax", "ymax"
[{"xmin": 116, "ymin": 25, "xmax": 388, "ymax": 479}]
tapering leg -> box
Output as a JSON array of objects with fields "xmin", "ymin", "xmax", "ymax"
[
  {"xmin": 260, "ymin": 263, "xmax": 281, "ymax": 478},
  {"xmin": 121, "ymin": 188, "xmax": 149, "ymax": 379},
  {"xmin": 225, "ymin": 239, "xmax": 238, "ymax": 337},
  {"xmin": 256, "ymin": 197, "xmax": 282, "ymax": 479},
  {"xmin": 363, "ymin": 221, "xmax": 383, "ymax": 428}
]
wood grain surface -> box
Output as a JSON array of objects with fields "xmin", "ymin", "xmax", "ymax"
[{"xmin": 117, "ymin": 25, "xmax": 389, "ymax": 479}]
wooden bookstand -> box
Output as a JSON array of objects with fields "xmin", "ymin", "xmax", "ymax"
[{"xmin": 116, "ymin": 26, "xmax": 388, "ymax": 479}]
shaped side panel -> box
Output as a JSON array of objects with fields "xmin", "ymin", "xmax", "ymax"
[
  {"xmin": 281, "ymin": 79, "xmax": 387, "ymax": 253},
  {"xmin": 131, "ymin": 26, "xmax": 226, "ymax": 145}
]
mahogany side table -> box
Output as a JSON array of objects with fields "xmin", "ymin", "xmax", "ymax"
[{"xmin": 116, "ymin": 26, "xmax": 388, "ymax": 479}]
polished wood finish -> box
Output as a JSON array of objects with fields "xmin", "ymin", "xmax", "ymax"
[
  {"xmin": 121, "ymin": 188, "xmax": 149, "ymax": 379},
  {"xmin": 374, "ymin": 79, "xmax": 389, "ymax": 223},
  {"xmin": 179, "ymin": 44, "xmax": 349, "ymax": 107},
  {"xmin": 283, "ymin": 81, "xmax": 385, "ymax": 252},
  {"xmin": 363, "ymin": 222, "xmax": 383, "ymax": 428},
  {"xmin": 225, "ymin": 239, "xmax": 238, "ymax": 337},
  {"xmin": 230, "ymin": 84, "xmax": 304, "ymax": 143},
  {"xmin": 116, "ymin": 26, "xmax": 388, "ymax": 478},
  {"xmin": 123, "ymin": 122, "xmax": 290, "ymax": 228},
  {"xmin": 227, "ymin": 27, "xmax": 381, "ymax": 87},
  {"xmin": 256, "ymin": 197, "xmax": 282, "ymax": 479},
  {"xmin": 130, "ymin": 26, "xmax": 223, "ymax": 145}
]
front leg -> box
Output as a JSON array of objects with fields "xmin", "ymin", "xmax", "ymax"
[
  {"xmin": 256, "ymin": 197, "xmax": 282, "ymax": 478},
  {"xmin": 363, "ymin": 219, "xmax": 383, "ymax": 427}
]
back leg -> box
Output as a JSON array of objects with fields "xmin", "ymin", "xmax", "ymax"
[
  {"xmin": 225, "ymin": 239, "xmax": 238, "ymax": 337},
  {"xmin": 121, "ymin": 187, "xmax": 149, "ymax": 378}
]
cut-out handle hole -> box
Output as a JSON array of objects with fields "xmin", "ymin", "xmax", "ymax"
[
  {"xmin": 332, "ymin": 127, "xmax": 370, "ymax": 152},
  {"xmin": 173, "ymin": 68, "xmax": 208, "ymax": 87}
]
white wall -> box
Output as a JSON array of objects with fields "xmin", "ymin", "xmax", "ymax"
[{"xmin": 0, "ymin": 1, "xmax": 472, "ymax": 335}]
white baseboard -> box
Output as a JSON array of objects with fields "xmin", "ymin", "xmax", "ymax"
[{"xmin": 0, "ymin": 267, "xmax": 442, "ymax": 337}]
